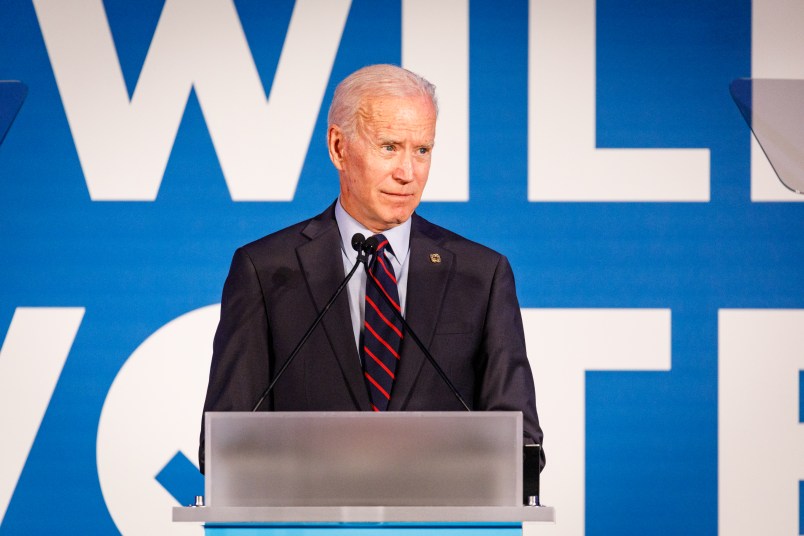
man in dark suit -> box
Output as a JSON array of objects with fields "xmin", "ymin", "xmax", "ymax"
[{"xmin": 199, "ymin": 65, "xmax": 543, "ymax": 473}]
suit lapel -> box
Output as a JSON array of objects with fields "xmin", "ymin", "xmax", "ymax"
[
  {"xmin": 388, "ymin": 216, "xmax": 453, "ymax": 410},
  {"xmin": 297, "ymin": 208, "xmax": 371, "ymax": 410}
]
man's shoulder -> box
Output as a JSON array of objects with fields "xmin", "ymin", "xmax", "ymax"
[
  {"xmin": 412, "ymin": 213, "xmax": 503, "ymax": 262},
  {"xmin": 242, "ymin": 219, "xmax": 308, "ymax": 251},
  {"xmin": 225, "ymin": 206, "xmax": 339, "ymax": 270},
  {"xmin": 243, "ymin": 205, "xmax": 336, "ymax": 249}
]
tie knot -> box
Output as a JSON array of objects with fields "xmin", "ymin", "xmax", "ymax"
[{"xmin": 372, "ymin": 234, "xmax": 392, "ymax": 256}]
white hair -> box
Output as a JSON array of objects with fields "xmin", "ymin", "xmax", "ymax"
[{"xmin": 327, "ymin": 64, "xmax": 438, "ymax": 140}]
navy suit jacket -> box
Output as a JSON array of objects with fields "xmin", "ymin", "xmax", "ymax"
[{"xmin": 199, "ymin": 204, "xmax": 544, "ymax": 473}]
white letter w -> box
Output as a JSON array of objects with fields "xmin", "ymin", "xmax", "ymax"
[{"xmin": 34, "ymin": 0, "xmax": 351, "ymax": 201}]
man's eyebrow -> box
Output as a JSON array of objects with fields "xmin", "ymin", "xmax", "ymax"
[{"xmin": 376, "ymin": 138, "xmax": 434, "ymax": 148}]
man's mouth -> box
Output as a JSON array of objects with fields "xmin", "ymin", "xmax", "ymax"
[{"xmin": 381, "ymin": 191, "xmax": 413, "ymax": 197}]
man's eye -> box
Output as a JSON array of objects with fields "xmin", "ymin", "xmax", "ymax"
[
  {"xmin": 382, "ymin": 145, "xmax": 394, "ymax": 152},
  {"xmin": 418, "ymin": 147, "xmax": 430, "ymax": 155}
]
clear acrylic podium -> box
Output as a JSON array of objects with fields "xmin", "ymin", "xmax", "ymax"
[{"xmin": 173, "ymin": 412, "xmax": 554, "ymax": 535}]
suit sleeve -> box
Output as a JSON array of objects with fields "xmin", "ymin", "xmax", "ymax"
[
  {"xmin": 198, "ymin": 247, "xmax": 272, "ymax": 474},
  {"xmin": 476, "ymin": 254, "xmax": 545, "ymax": 471}
]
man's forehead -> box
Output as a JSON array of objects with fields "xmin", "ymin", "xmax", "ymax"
[
  {"xmin": 356, "ymin": 95, "xmax": 436, "ymax": 136},
  {"xmin": 360, "ymin": 93, "xmax": 435, "ymax": 117}
]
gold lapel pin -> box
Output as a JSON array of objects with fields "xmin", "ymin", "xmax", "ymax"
[{"xmin": 429, "ymin": 253, "xmax": 441, "ymax": 264}]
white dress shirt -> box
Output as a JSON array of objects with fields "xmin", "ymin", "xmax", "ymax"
[{"xmin": 334, "ymin": 198, "xmax": 411, "ymax": 353}]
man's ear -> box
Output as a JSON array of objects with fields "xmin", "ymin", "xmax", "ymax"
[{"xmin": 327, "ymin": 125, "xmax": 346, "ymax": 171}]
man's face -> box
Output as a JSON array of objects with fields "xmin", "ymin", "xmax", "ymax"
[{"xmin": 329, "ymin": 94, "xmax": 436, "ymax": 233}]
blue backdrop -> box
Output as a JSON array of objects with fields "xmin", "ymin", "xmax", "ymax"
[{"xmin": 1, "ymin": 1, "xmax": 802, "ymax": 535}]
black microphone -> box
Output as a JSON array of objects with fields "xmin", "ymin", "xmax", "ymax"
[
  {"xmin": 362, "ymin": 235, "xmax": 379, "ymax": 257},
  {"xmin": 352, "ymin": 233, "xmax": 367, "ymax": 261},
  {"xmin": 251, "ymin": 233, "xmax": 368, "ymax": 411},
  {"xmin": 361, "ymin": 245, "xmax": 471, "ymax": 412}
]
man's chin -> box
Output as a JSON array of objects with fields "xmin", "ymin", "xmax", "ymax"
[{"xmin": 374, "ymin": 210, "xmax": 414, "ymax": 231}]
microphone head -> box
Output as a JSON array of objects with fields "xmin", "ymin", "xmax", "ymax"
[
  {"xmin": 351, "ymin": 233, "xmax": 366, "ymax": 252},
  {"xmin": 363, "ymin": 236, "xmax": 379, "ymax": 256}
]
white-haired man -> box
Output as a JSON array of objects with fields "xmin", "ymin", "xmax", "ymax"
[{"xmin": 199, "ymin": 65, "xmax": 543, "ymax": 473}]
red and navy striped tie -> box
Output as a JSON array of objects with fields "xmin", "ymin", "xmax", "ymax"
[{"xmin": 362, "ymin": 234, "xmax": 404, "ymax": 411}]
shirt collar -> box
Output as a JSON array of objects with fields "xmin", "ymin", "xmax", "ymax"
[{"xmin": 335, "ymin": 197, "xmax": 411, "ymax": 264}]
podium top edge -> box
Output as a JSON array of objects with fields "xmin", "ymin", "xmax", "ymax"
[
  {"xmin": 205, "ymin": 411, "xmax": 524, "ymax": 418},
  {"xmin": 172, "ymin": 506, "xmax": 556, "ymax": 524}
]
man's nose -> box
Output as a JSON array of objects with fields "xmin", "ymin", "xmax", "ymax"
[{"xmin": 392, "ymin": 152, "xmax": 414, "ymax": 183}]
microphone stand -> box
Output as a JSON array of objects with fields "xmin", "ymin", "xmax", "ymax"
[{"xmin": 251, "ymin": 234, "xmax": 370, "ymax": 411}]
